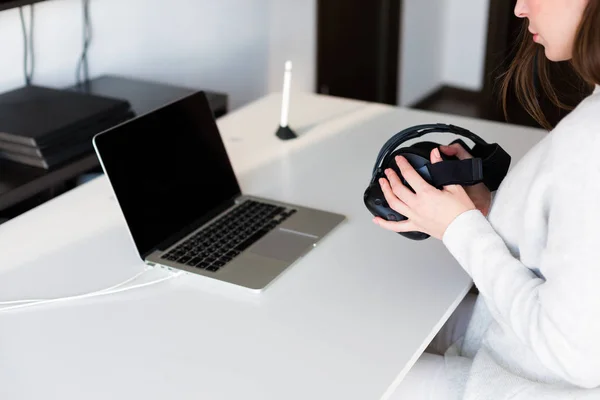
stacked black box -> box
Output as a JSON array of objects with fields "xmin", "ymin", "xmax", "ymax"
[{"xmin": 0, "ymin": 85, "xmax": 133, "ymax": 169}]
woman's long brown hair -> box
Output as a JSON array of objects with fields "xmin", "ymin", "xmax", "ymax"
[{"xmin": 500, "ymin": 1, "xmax": 600, "ymax": 130}]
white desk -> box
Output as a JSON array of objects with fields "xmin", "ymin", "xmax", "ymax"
[{"xmin": 0, "ymin": 92, "xmax": 546, "ymax": 400}]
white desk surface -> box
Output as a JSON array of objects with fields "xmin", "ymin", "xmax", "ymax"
[{"xmin": 0, "ymin": 92, "xmax": 546, "ymax": 400}]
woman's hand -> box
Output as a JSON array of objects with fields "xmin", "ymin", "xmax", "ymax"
[
  {"xmin": 373, "ymin": 148, "xmax": 477, "ymax": 240},
  {"xmin": 439, "ymin": 143, "xmax": 493, "ymax": 217}
]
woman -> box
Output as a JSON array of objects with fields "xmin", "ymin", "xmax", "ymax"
[{"xmin": 380, "ymin": 1, "xmax": 600, "ymax": 399}]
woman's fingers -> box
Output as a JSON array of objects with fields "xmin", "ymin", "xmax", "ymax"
[
  {"xmin": 395, "ymin": 156, "xmax": 432, "ymax": 194},
  {"xmin": 384, "ymin": 168, "xmax": 416, "ymax": 204},
  {"xmin": 439, "ymin": 143, "xmax": 472, "ymax": 160},
  {"xmin": 373, "ymin": 217, "xmax": 419, "ymax": 233},
  {"xmin": 430, "ymin": 148, "xmax": 443, "ymax": 164},
  {"xmin": 379, "ymin": 178, "xmax": 411, "ymax": 217}
]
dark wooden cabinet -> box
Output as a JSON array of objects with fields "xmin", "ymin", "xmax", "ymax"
[{"xmin": 316, "ymin": 0, "xmax": 401, "ymax": 105}]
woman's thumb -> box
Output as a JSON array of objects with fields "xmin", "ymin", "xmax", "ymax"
[
  {"xmin": 439, "ymin": 144, "xmax": 457, "ymax": 155},
  {"xmin": 440, "ymin": 144, "xmax": 471, "ymax": 160},
  {"xmin": 430, "ymin": 147, "xmax": 443, "ymax": 164}
]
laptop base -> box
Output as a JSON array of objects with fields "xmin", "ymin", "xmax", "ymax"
[{"xmin": 146, "ymin": 195, "xmax": 345, "ymax": 292}]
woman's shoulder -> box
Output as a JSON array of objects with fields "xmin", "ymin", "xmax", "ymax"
[
  {"xmin": 545, "ymin": 90, "xmax": 600, "ymax": 181},
  {"xmin": 549, "ymin": 90, "xmax": 600, "ymax": 155}
]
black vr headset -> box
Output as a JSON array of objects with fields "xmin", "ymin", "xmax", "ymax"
[{"xmin": 364, "ymin": 123, "xmax": 511, "ymax": 240}]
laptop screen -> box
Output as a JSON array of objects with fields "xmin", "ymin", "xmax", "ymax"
[{"xmin": 93, "ymin": 91, "xmax": 241, "ymax": 258}]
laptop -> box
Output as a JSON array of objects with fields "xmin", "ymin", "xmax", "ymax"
[{"xmin": 92, "ymin": 91, "xmax": 345, "ymax": 292}]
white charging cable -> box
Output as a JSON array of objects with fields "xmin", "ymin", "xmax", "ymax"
[
  {"xmin": 0, "ymin": 268, "xmax": 184, "ymax": 313},
  {"xmin": 0, "ymin": 268, "xmax": 151, "ymax": 306}
]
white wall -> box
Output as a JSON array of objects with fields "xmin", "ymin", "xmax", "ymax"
[
  {"xmin": 0, "ymin": 0, "xmax": 489, "ymax": 111},
  {"xmin": 442, "ymin": 0, "xmax": 491, "ymax": 91},
  {"xmin": 268, "ymin": 0, "xmax": 490, "ymax": 106},
  {"xmin": 267, "ymin": 0, "xmax": 316, "ymax": 95},
  {"xmin": 398, "ymin": 0, "xmax": 446, "ymax": 106},
  {"xmin": 398, "ymin": 0, "xmax": 491, "ymax": 105},
  {"xmin": 0, "ymin": 0, "xmax": 277, "ymax": 110}
]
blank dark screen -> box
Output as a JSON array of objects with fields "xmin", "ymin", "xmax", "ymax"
[{"xmin": 94, "ymin": 92, "xmax": 241, "ymax": 257}]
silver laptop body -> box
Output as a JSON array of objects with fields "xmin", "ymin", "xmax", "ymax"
[{"xmin": 93, "ymin": 91, "xmax": 345, "ymax": 292}]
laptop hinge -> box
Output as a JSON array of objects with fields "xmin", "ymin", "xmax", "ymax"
[{"xmin": 141, "ymin": 196, "xmax": 238, "ymax": 259}]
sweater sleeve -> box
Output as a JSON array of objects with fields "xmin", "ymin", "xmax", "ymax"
[{"xmin": 442, "ymin": 159, "xmax": 600, "ymax": 389}]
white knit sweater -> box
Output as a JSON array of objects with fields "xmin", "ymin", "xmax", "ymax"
[{"xmin": 441, "ymin": 86, "xmax": 600, "ymax": 399}]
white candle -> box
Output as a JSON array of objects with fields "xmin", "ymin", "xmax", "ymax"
[{"xmin": 280, "ymin": 61, "xmax": 292, "ymax": 128}]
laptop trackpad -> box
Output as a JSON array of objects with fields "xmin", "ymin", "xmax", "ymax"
[{"xmin": 249, "ymin": 229, "xmax": 316, "ymax": 263}]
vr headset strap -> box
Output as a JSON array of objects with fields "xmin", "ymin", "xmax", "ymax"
[
  {"xmin": 450, "ymin": 139, "xmax": 511, "ymax": 191},
  {"xmin": 427, "ymin": 158, "xmax": 483, "ymax": 189}
]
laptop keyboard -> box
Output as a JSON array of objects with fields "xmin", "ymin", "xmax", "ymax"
[{"xmin": 161, "ymin": 200, "xmax": 297, "ymax": 272}]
